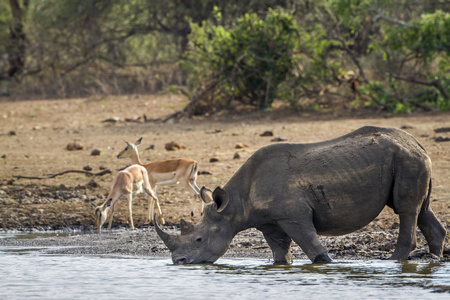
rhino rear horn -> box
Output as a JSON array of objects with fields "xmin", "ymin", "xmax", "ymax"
[
  {"xmin": 180, "ymin": 219, "xmax": 194, "ymax": 235},
  {"xmin": 212, "ymin": 187, "xmax": 229, "ymax": 213},
  {"xmin": 154, "ymin": 214, "xmax": 180, "ymax": 252}
]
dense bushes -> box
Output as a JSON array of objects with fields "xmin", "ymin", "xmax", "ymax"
[{"xmin": 182, "ymin": 9, "xmax": 300, "ymax": 110}]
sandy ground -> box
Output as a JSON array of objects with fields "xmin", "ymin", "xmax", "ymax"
[{"xmin": 0, "ymin": 94, "xmax": 449, "ymax": 261}]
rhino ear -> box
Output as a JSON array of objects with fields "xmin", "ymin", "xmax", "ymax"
[
  {"xmin": 212, "ymin": 187, "xmax": 229, "ymax": 213},
  {"xmin": 200, "ymin": 186, "xmax": 213, "ymax": 203}
]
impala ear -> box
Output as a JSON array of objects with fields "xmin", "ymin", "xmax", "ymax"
[
  {"xmin": 212, "ymin": 187, "xmax": 229, "ymax": 213},
  {"xmin": 105, "ymin": 199, "xmax": 112, "ymax": 208},
  {"xmin": 135, "ymin": 137, "xmax": 143, "ymax": 146},
  {"xmin": 200, "ymin": 186, "xmax": 213, "ymax": 203},
  {"xmin": 89, "ymin": 201, "xmax": 96, "ymax": 209}
]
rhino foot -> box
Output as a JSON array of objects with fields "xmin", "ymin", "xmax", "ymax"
[{"xmin": 313, "ymin": 252, "xmax": 332, "ymax": 264}]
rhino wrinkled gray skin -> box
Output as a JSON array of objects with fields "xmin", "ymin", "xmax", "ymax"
[{"xmin": 155, "ymin": 126, "xmax": 446, "ymax": 264}]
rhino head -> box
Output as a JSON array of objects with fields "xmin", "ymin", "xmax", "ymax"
[{"xmin": 155, "ymin": 187, "xmax": 235, "ymax": 264}]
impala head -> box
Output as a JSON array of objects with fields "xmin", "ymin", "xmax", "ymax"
[
  {"xmin": 116, "ymin": 137, "xmax": 142, "ymax": 159},
  {"xmin": 90, "ymin": 199, "xmax": 113, "ymax": 233},
  {"xmin": 155, "ymin": 187, "xmax": 233, "ymax": 264}
]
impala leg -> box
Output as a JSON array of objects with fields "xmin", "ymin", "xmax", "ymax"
[
  {"xmin": 154, "ymin": 196, "xmax": 165, "ymax": 224},
  {"xmin": 148, "ymin": 196, "xmax": 155, "ymax": 223},
  {"xmin": 190, "ymin": 195, "xmax": 197, "ymax": 217},
  {"xmin": 144, "ymin": 185, "xmax": 164, "ymax": 224},
  {"xmin": 148, "ymin": 185, "xmax": 157, "ymax": 223},
  {"xmin": 107, "ymin": 203, "xmax": 115, "ymax": 229},
  {"xmin": 127, "ymin": 193, "xmax": 134, "ymax": 230},
  {"xmin": 186, "ymin": 179, "xmax": 201, "ymax": 217}
]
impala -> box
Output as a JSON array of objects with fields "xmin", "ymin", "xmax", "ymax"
[
  {"xmin": 116, "ymin": 137, "xmax": 207, "ymax": 220},
  {"xmin": 90, "ymin": 164, "xmax": 162, "ymax": 233}
]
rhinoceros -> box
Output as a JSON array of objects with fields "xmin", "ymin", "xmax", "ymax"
[{"xmin": 155, "ymin": 126, "xmax": 446, "ymax": 264}]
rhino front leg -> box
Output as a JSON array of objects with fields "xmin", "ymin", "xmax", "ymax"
[
  {"xmin": 258, "ymin": 224, "xmax": 293, "ymax": 264},
  {"xmin": 278, "ymin": 219, "xmax": 331, "ymax": 263}
]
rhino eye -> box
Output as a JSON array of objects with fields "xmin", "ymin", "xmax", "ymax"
[{"xmin": 195, "ymin": 237, "xmax": 203, "ymax": 244}]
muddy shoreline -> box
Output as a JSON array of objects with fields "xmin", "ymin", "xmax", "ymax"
[{"xmin": 1, "ymin": 224, "xmax": 449, "ymax": 263}]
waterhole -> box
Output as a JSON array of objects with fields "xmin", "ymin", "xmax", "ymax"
[{"xmin": 0, "ymin": 235, "xmax": 449, "ymax": 299}]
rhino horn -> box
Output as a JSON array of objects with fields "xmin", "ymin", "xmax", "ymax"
[
  {"xmin": 180, "ymin": 219, "xmax": 194, "ymax": 235},
  {"xmin": 154, "ymin": 214, "xmax": 180, "ymax": 252}
]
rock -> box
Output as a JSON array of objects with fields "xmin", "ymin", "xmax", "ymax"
[
  {"xmin": 83, "ymin": 165, "xmax": 92, "ymax": 171},
  {"xmin": 66, "ymin": 142, "xmax": 83, "ymax": 151},
  {"xmin": 102, "ymin": 117, "xmax": 120, "ymax": 123},
  {"xmin": 198, "ymin": 171, "xmax": 212, "ymax": 175},
  {"xmin": 209, "ymin": 158, "xmax": 219, "ymax": 163},
  {"xmin": 260, "ymin": 131, "xmax": 273, "ymax": 137},
  {"xmin": 435, "ymin": 136, "xmax": 450, "ymax": 143},
  {"xmin": 235, "ymin": 143, "xmax": 248, "ymax": 149},
  {"xmin": 125, "ymin": 116, "xmax": 141, "ymax": 122},
  {"xmin": 271, "ymin": 137, "xmax": 287, "ymax": 142},
  {"xmin": 165, "ymin": 141, "xmax": 185, "ymax": 151},
  {"xmin": 86, "ymin": 179, "xmax": 99, "ymax": 188},
  {"xmin": 90, "ymin": 149, "xmax": 102, "ymax": 156},
  {"xmin": 233, "ymin": 152, "xmax": 240, "ymax": 159},
  {"xmin": 434, "ymin": 127, "xmax": 450, "ymax": 133}
]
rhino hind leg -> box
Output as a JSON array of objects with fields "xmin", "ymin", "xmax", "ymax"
[
  {"xmin": 417, "ymin": 207, "xmax": 446, "ymax": 256},
  {"xmin": 390, "ymin": 172, "xmax": 431, "ymax": 260},
  {"xmin": 259, "ymin": 224, "xmax": 293, "ymax": 264},
  {"xmin": 390, "ymin": 213, "xmax": 418, "ymax": 260}
]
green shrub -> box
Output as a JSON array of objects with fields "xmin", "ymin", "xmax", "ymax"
[{"xmin": 182, "ymin": 8, "xmax": 301, "ymax": 110}]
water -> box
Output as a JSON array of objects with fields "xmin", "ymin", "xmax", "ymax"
[{"xmin": 1, "ymin": 238, "xmax": 449, "ymax": 299}]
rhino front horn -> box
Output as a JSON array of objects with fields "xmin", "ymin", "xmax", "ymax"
[{"xmin": 154, "ymin": 214, "xmax": 180, "ymax": 252}]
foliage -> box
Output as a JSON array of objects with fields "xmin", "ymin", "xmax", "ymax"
[
  {"xmin": 326, "ymin": 0, "xmax": 450, "ymax": 112},
  {"xmin": 183, "ymin": 9, "xmax": 300, "ymax": 109},
  {"xmin": 0, "ymin": 0, "xmax": 448, "ymax": 115}
]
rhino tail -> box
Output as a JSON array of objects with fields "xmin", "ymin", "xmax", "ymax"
[{"xmin": 420, "ymin": 179, "xmax": 432, "ymax": 213}]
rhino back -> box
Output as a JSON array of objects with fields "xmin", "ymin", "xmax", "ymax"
[{"xmin": 225, "ymin": 126, "xmax": 430, "ymax": 235}]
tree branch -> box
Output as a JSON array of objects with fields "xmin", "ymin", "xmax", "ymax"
[
  {"xmin": 14, "ymin": 169, "xmax": 112, "ymax": 180},
  {"xmin": 390, "ymin": 73, "xmax": 449, "ymax": 99},
  {"xmin": 372, "ymin": 11, "xmax": 410, "ymax": 27}
]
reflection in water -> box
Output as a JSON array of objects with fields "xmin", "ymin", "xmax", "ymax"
[{"xmin": 0, "ymin": 249, "xmax": 449, "ymax": 299}]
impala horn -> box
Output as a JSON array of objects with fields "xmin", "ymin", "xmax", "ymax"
[{"xmin": 154, "ymin": 214, "xmax": 180, "ymax": 252}]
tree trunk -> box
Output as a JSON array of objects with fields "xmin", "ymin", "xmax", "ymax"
[{"xmin": 7, "ymin": 0, "xmax": 28, "ymax": 78}]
